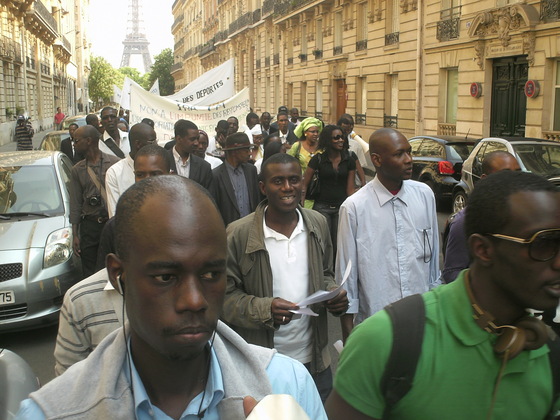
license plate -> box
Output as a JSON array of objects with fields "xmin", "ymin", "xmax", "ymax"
[{"xmin": 0, "ymin": 291, "xmax": 15, "ymax": 305}]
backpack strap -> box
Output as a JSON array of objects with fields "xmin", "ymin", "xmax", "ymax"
[
  {"xmin": 546, "ymin": 335, "xmax": 560, "ymax": 419},
  {"xmin": 381, "ymin": 294, "xmax": 425, "ymax": 419}
]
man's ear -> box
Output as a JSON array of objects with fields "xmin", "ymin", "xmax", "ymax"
[
  {"xmin": 468, "ymin": 234, "xmax": 494, "ymax": 266},
  {"xmin": 106, "ymin": 253, "xmax": 125, "ymax": 295},
  {"xmin": 259, "ymin": 180, "xmax": 266, "ymax": 197},
  {"xmin": 370, "ymin": 152, "xmax": 381, "ymax": 168}
]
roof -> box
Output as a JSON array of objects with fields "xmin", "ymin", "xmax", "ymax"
[
  {"xmin": 409, "ymin": 135, "xmax": 476, "ymax": 144},
  {"xmin": 0, "ymin": 151, "xmax": 59, "ymax": 167}
]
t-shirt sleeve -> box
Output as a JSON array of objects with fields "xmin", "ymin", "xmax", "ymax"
[
  {"xmin": 348, "ymin": 154, "xmax": 357, "ymax": 170},
  {"xmin": 15, "ymin": 399, "xmax": 47, "ymax": 420},
  {"xmin": 308, "ymin": 154, "xmax": 320, "ymax": 170},
  {"xmin": 334, "ymin": 310, "xmax": 393, "ymax": 418}
]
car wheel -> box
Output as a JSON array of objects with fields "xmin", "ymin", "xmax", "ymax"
[{"xmin": 452, "ymin": 190, "xmax": 467, "ymax": 213}]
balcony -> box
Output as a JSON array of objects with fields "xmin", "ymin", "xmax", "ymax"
[
  {"xmin": 313, "ymin": 49, "xmax": 323, "ymax": 59},
  {"xmin": 437, "ymin": 6, "xmax": 461, "ymax": 41},
  {"xmin": 26, "ymin": 56, "xmax": 36, "ymax": 70},
  {"xmin": 356, "ymin": 40, "xmax": 367, "ymax": 51},
  {"xmin": 299, "ymin": 53, "xmax": 307, "ymax": 62},
  {"xmin": 384, "ymin": 114, "xmax": 398, "ymax": 128},
  {"xmin": 287, "ymin": 57, "xmax": 293, "ymax": 65},
  {"xmin": 263, "ymin": 0, "xmax": 275, "ymax": 15},
  {"xmin": 543, "ymin": 130, "xmax": 560, "ymax": 141},
  {"xmin": 53, "ymin": 35, "xmax": 71, "ymax": 63},
  {"xmin": 438, "ymin": 123, "xmax": 456, "ymax": 136},
  {"xmin": 170, "ymin": 62, "xmax": 183, "ymax": 74},
  {"xmin": 199, "ymin": 42, "xmax": 215, "ymax": 57},
  {"xmin": 0, "ymin": 36, "xmax": 23, "ymax": 63},
  {"xmin": 26, "ymin": 1, "xmax": 58, "ymax": 44},
  {"xmin": 174, "ymin": 38, "xmax": 184, "ymax": 51},
  {"xmin": 385, "ymin": 32, "xmax": 399, "ymax": 46},
  {"xmin": 541, "ymin": 0, "xmax": 560, "ymax": 21},
  {"xmin": 315, "ymin": 111, "xmax": 323, "ymax": 119},
  {"xmin": 253, "ymin": 9, "xmax": 261, "ymax": 23},
  {"xmin": 273, "ymin": 0, "xmax": 316, "ymax": 15},
  {"xmin": 356, "ymin": 113, "xmax": 366, "ymax": 125},
  {"xmin": 172, "ymin": 14, "xmax": 184, "ymax": 32},
  {"xmin": 333, "ymin": 45, "xmax": 342, "ymax": 55}
]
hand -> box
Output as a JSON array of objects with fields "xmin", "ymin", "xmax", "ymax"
[
  {"xmin": 325, "ymin": 288, "xmax": 349, "ymax": 315},
  {"xmin": 271, "ymin": 298, "xmax": 298, "ymax": 326},
  {"xmin": 243, "ymin": 396, "xmax": 258, "ymax": 417},
  {"xmin": 73, "ymin": 236, "xmax": 81, "ymax": 256}
]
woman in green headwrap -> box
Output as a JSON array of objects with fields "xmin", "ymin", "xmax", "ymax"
[{"xmin": 287, "ymin": 117, "xmax": 323, "ymax": 208}]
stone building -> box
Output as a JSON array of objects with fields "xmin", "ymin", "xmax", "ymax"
[
  {"xmin": 171, "ymin": 0, "xmax": 560, "ymax": 140},
  {"xmin": 0, "ymin": 0, "xmax": 91, "ymax": 145}
]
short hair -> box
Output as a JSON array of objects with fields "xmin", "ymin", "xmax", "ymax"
[
  {"xmin": 227, "ymin": 116, "xmax": 238, "ymax": 123},
  {"xmin": 337, "ymin": 116, "xmax": 352, "ymax": 126},
  {"xmin": 85, "ymin": 114, "xmax": 99, "ymax": 125},
  {"xmin": 141, "ymin": 118, "xmax": 155, "ymax": 128},
  {"xmin": 216, "ymin": 120, "xmax": 229, "ymax": 131},
  {"xmin": 481, "ymin": 151, "xmax": 516, "ymax": 175},
  {"xmin": 80, "ymin": 124, "xmax": 100, "ymax": 141},
  {"xmin": 174, "ymin": 119, "xmax": 198, "ymax": 137},
  {"xmin": 263, "ymin": 133, "xmax": 280, "ymax": 148},
  {"xmin": 246, "ymin": 112, "xmax": 259, "ymax": 124},
  {"xmin": 277, "ymin": 111, "xmax": 289, "ymax": 119},
  {"xmin": 262, "ymin": 141, "xmax": 283, "ymax": 163},
  {"xmin": 68, "ymin": 123, "xmax": 79, "ymax": 129},
  {"xmin": 261, "ymin": 153, "xmax": 300, "ymax": 181},
  {"xmin": 465, "ymin": 171, "xmax": 558, "ymax": 238},
  {"xmin": 318, "ymin": 125, "xmax": 343, "ymax": 151},
  {"xmin": 135, "ymin": 144, "xmax": 171, "ymax": 172},
  {"xmin": 261, "ymin": 112, "xmax": 271, "ymax": 118},
  {"xmin": 100, "ymin": 106, "xmax": 116, "ymax": 115},
  {"xmin": 114, "ymin": 176, "xmax": 219, "ymax": 260}
]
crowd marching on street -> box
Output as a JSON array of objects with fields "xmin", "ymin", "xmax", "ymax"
[{"xmin": 12, "ymin": 103, "xmax": 560, "ymax": 419}]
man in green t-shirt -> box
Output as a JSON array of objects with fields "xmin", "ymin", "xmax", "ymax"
[{"xmin": 326, "ymin": 170, "xmax": 560, "ymax": 420}]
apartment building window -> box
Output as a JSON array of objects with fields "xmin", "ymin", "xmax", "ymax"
[
  {"xmin": 334, "ymin": 11, "xmax": 343, "ymax": 55},
  {"xmin": 437, "ymin": 0, "xmax": 461, "ymax": 41},
  {"xmin": 356, "ymin": 76, "xmax": 367, "ymax": 124},
  {"xmin": 301, "ymin": 81, "xmax": 308, "ymax": 116},
  {"xmin": 275, "ymin": 75, "xmax": 280, "ymax": 108},
  {"xmin": 356, "ymin": 2, "xmax": 368, "ymax": 51},
  {"xmin": 315, "ymin": 81, "xmax": 323, "ymax": 118},
  {"xmin": 315, "ymin": 18, "xmax": 323, "ymax": 57},
  {"xmin": 542, "ymin": 0, "xmax": 560, "ymax": 21},
  {"xmin": 385, "ymin": 0, "xmax": 400, "ymax": 46},
  {"xmin": 300, "ymin": 25, "xmax": 307, "ymax": 61},
  {"xmin": 287, "ymin": 30, "xmax": 293, "ymax": 65},
  {"xmin": 554, "ymin": 60, "xmax": 560, "ymax": 130},
  {"xmin": 445, "ymin": 69, "xmax": 458, "ymax": 124},
  {"xmin": 384, "ymin": 74, "xmax": 398, "ymax": 127}
]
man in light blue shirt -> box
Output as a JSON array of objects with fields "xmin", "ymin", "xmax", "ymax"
[
  {"xmin": 17, "ymin": 176, "xmax": 326, "ymax": 420},
  {"xmin": 336, "ymin": 128, "xmax": 440, "ymax": 342}
]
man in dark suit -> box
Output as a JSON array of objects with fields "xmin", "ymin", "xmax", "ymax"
[
  {"xmin": 275, "ymin": 112, "xmax": 298, "ymax": 145},
  {"xmin": 60, "ymin": 123, "xmax": 84, "ymax": 164},
  {"xmin": 167, "ymin": 119, "xmax": 213, "ymax": 191},
  {"xmin": 211, "ymin": 133, "xmax": 260, "ymax": 226}
]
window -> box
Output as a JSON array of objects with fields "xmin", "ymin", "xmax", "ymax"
[
  {"xmin": 357, "ymin": 2, "xmax": 368, "ymax": 48},
  {"xmin": 334, "ymin": 12, "xmax": 343, "ymax": 54},
  {"xmin": 384, "ymin": 74, "xmax": 398, "ymax": 127},
  {"xmin": 316, "ymin": 81, "xmax": 323, "ymax": 115},
  {"xmin": 301, "ymin": 25, "xmax": 307, "ymax": 60},
  {"xmin": 301, "ymin": 81, "xmax": 308, "ymax": 115},
  {"xmin": 316, "ymin": 18, "xmax": 323, "ymax": 52},
  {"xmin": 356, "ymin": 76, "xmax": 367, "ymax": 124},
  {"xmin": 554, "ymin": 60, "xmax": 560, "ymax": 131},
  {"xmin": 446, "ymin": 69, "xmax": 458, "ymax": 124},
  {"xmin": 418, "ymin": 140, "xmax": 445, "ymax": 159},
  {"xmin": 386, "ymin": 0, "xmax": 400, "ymax": 40}
]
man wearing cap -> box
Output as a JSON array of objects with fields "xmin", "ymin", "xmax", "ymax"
[
  {"xmin": 211, "ymin": 133, "xmax": 260, "ymax": 226},
  {"xmin": 15, "ymin": 116, "xmax": 34, "ymax": 151}
]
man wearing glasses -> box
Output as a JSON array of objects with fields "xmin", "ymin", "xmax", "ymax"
[
  {"xmin": 327, "ymin": 170, "xmax": 560, "ymax": 420},
  {"xmin": 98, "ymin": 106, "xmax": 128, "ymax": 159},
  {"xmin": 104, "ymin": 123, "xmax": 158, "ymax": 217},
  {"xmin": 336, "ymin": 128, "xmax": 440, "ymax": 343}
]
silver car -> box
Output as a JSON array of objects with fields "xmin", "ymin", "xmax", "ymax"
[{"xmin": 0, "ymin": 151, "xmax": 81, "ymax": 331}]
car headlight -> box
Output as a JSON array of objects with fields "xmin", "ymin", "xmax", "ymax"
[{"xmin": 44, "ymin": 228, "xmax": 72, "ymax": 268}]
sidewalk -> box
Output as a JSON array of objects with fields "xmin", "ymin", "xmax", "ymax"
[{"xmin": 0, "ymin": 129, "xmax": 53, "ymax": 153}]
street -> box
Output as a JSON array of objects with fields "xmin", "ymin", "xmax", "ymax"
[{"xmin": 0, "ymin": 206, "xmax": 452, "ymax": 387}]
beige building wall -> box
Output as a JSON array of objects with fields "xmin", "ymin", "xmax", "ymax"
[
  {"xmin": 171, "ymin": 0, "xmax": 560, "ymax": 140},
  {"xmin": 0, "ymin": 0, "xmax": 91, "ymax": 146}
]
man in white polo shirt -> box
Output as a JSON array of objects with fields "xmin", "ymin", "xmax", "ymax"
[{"xmin": 223, "ymin": 153, "xmax": 348, "ymax": 403}]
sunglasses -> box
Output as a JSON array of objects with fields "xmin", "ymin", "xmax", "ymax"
[
  {"xmin": 332, "ymin": 135, "xmax": 344, "ymax": 140},
  {"xmin": 487, "ymin": 228, "xmax": 560, "ymax": 262}
]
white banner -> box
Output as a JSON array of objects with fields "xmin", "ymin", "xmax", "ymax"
[
  {"xmin": 149, "ymin": 79, "xmax": 160, "ymax": 96},
  {"xmin": 165, "ymin": 58, "xmax": 235, "ymax": 106},
  {"xmin": 119, "ymin": 77, "xmax": 145, "ymax": 110},
  {"xmin": 130, "ymin": 83, "xmax": 250, "ymax": 144},
  {"xmin": 112, "ymin": 85, "xmax": 122, "ymax": 104}
]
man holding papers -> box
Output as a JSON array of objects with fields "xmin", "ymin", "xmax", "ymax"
[{"xmin": 223, "ymin": 153, "xmax": 348, "ymax": 403}]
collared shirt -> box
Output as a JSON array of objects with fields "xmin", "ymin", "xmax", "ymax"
[
  {"xmin": 173, "ymin": 146, "xmax": 191, "ymax": 178},
  {"xmin": 69, "ymin": 152, "xmax": 119, "ymax": 224},
  {"xmin": 336, "ymin": 176, "xmax": 440, "ymax": 324},
  {"xmin": 263, "ymin": 208, "xmax": 313, "ymax": 364},
  {"xmin": 99, "ymin": 129, "xmax": 130, "ymax": 158},
  {"xmin": 105, "ymin": 154, "xmax": 135, "ymax": 217},
  {"xmin": 225, "ymin": 161, "xmax": 250, "ymax": 218}
]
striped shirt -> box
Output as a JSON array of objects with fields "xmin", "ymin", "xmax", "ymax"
[{"xmin": 54, "ymin": 269, "xmax": 125, "ymax": 375}]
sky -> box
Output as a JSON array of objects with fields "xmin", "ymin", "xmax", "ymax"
[{"xmin": 88, "ymin": 0, "xmax": 174, "ymax": 73}]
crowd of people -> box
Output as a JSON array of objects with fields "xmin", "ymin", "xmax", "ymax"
[{"xmin": 14, "ymin": 105, "xmax": 560, "ymax": 419}]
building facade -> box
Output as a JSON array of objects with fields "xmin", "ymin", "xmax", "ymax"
[
  {"xmin": 0, "ymin": 0, "xmax": 91, "ymax": 145},
  {"xmin": 171, "ymin": 0, "xmax": 560, "ymax": 140}
]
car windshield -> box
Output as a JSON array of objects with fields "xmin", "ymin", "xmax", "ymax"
[
  {"xmin": 513, "ymin": 144, "xmax": 560, "ymax": 177},
  {"xmin": 0, "ymin": 165, "xmax": 64, "ymax": 215},
  {"xmin": 448, "ymin": 143, "xmax": 475, "ymax": 161},
  {"xmin": 62, "ymin": 117, "xmax": 85, "ymax": 130}
]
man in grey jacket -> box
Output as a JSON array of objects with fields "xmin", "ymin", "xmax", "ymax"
[
  {"xmin": 223, "ymin": 153, "xmax": 348, "ymax": 403},
  {"xmin": 17, "ymin": 176, "xmax": 326, "ymax": 420}
]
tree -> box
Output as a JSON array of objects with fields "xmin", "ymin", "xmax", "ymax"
[
  {"xmin": 118, "ymin": 67, "xmax": 146, "ymax": 86},
  {"xmin": 89, "ymin": 56, "xmax": 119, "ymax": 105},
  {"xmin": 144, "ymin": 48, "xmax": 175, "ymax": 96}
]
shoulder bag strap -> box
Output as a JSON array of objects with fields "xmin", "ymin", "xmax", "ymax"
[
  {"xmin": 86, "ymin": 165, "xmax": 108, "ymax": 205},
  {"xmin": 103, "ymin": 137, "xmax": 125, "ymax": 159}
]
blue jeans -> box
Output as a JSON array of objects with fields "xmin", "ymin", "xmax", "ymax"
[{"xmin": 312, "ymin": 201, "xmax": 340, "ymax": 261}]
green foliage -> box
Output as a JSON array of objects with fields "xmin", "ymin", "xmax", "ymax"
[
  {"xmin": 89, "ymin": 56, "xmax": 120, "ymax": 105},
  {"xmin": 118, "ymin": 67, "xmax": 146, "ymax": 86},
  {"xmin": 144, "ymin": 48, "xmax": 175, "ymax": 96}
]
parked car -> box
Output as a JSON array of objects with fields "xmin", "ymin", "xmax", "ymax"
[
  {"xmin": 409, "ymin": 135, "xmax": 476, "ymax": 206},
  {"xmin": 0, "ymin": 151, "xmax": 81, "ymax": 331},
  {"xmin": 61, "ymin": 115, "xmax": 87, "ymax": 130},
  {"xmin": 39, "ymin": 130, "xmax": 70, "ymax": 152},
  {"xmin": 452, "ymin": 137, "xmax": 560, "ymax": 212}
]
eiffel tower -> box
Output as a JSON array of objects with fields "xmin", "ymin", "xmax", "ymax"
[{"xmin": 120, "ymin": 0, "xmax": 152, "ymax": 72}]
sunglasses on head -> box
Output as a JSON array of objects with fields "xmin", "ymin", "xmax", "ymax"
[
  {"xmin": 487, "ymin": 228, "xmax": 560, "ymax": 262},
  {"xmin": 332, "ymin": 135, "xmax": 344, "ymax": 140}
]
